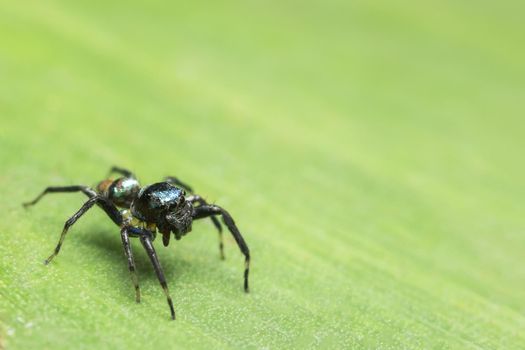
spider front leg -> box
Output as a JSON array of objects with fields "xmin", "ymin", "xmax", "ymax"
[
  {"xmin": 128, "ymin": 227, "xmax": 176, "ymax": 320},
  {"xmin": 22, "ymin": 185, "xmax": 97, "ymax": 208},
  {"xmin": 45, "ymin": 196, "xmax": 122, "ymax": 264},
  {"xmin": 187, "ymin": 195, "xmax": 224, "ymax": 260},
  {"xmin": 120, "ymin": 227, "xmax": 141, "ymax": 303},
  {"xmin": 193, "ymin": 204, "xmax": 251, "ymax": 292}
]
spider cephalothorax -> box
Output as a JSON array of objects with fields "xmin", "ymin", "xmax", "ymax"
[
  {"xmin": 131, "ymin": 182, "xmax": 194, "ymax": 241},
  {"xmin": 23, "ymin": 166, "xmax": 250, "ymax": 320}
]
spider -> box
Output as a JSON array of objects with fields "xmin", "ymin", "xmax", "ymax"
[{"xmin": 22, "ymin": 166, "xmax": 250, "ymax": 320}]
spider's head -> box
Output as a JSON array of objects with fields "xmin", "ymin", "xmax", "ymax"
[{"xmin": 131, "ymin": 182, "xmax": 193, "ymax": 242}]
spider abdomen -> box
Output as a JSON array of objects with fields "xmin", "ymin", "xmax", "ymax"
[{"xmin": 97, "ymin": 177, "xmax": 140, "ymax": 208}]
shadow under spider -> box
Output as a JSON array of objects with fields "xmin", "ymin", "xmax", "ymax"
[
  {"xmin": 77, "ymin": 229, "xmax": 191, "ymax": 285},
  {"xmin": 76, "ymin": 228, "xmax": 238, "ymax": 291}
]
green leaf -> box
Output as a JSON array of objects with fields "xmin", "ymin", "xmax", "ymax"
[{"xmin": 1, "ymin": 0, "xmax": 524, "ymax": 349}]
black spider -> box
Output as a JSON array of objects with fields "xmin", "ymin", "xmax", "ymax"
[{"xmin": 22, "ymin": 166, "xmax": 250, "ymax": 320}]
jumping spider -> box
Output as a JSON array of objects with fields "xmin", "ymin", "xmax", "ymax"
[{"xmin": 23, "ymin": 166, "xmax": 250, "ymax": 320}]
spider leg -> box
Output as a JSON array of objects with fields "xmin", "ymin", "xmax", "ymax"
[
  {"xmin": 164, "ymin": 176, "xmax": 194, "ymax": 193},
  {"xmin": 186, "ymin": 195, "xmax": 224, "ymax": 260},
  {"xmin": 133, "ymin": 228, "xmax": 175, "ymax": 320},
  {"xmin": 22, "ymin": 185, "xmax": 97, "ymax": 208},
  {"xmin": 193, "ymin": 204, "xmax": 250, "ymax": 292},
  {"xmin": 45, "ymin": 196, "xmax": 123, "ymax": 264},
  {"xmin": 107, "ymin": 166, "xmax": 136, "ymax": 179},
  {"xmin": 120, "ymin": 227, "xmax": 141, "ymax": 303}
]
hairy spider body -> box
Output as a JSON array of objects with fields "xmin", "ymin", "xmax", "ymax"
[{"xmin": 23, "ymin": 166, "xmax": 250, "ymax": 320}]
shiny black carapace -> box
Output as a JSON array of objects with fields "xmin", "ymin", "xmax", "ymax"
[{"xmin": 23, "ymin": 166, "xmax": 250, "ymax": 320}]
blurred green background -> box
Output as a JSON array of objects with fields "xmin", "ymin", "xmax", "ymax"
[{"xmin": 1, "ymin": 0, "xmax": 524, "ymax": 349}]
